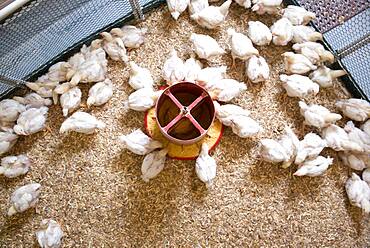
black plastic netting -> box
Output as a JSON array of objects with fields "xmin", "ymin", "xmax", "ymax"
[{"xmin": 0, "ymin": 0, "xmax": 165, "ymax": 99}]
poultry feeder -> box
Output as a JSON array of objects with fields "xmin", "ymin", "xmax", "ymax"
[{"xmin": 145, "ymin": 82, "xmax": 223, "ymax": 160}]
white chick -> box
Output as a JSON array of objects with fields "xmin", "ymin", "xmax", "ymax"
[
  {"xmin": 196, "ymin": 66, "xmax": 227, "ymax": 86},
  {"xmin": 227, "ymin": 28, "xmax": 259, "ymax": 62},
  {"xmin": 195, "ymin": 143, "xmax": 217, "ymax": 187},
  {"xmin": 60, "ymin": 112, "xmax": 106, "ymax": 134},
  {"xmin": 214, "ymin": 102, "xmax": 250, "ymax": 126},
  {"xmin": 128, "ymin": 88, "xmax": 163, "ymax": 111},
  {"xmin": 183, "ymin": 57, "xmax": 203, "ymax": 82},
  {"xmin": 188, "ymin": 0, "xmax": 209, "ymax": 15},
  {"xmin": 231, "ymin": 115, "xmax": 262, "ymax": 138},
  {"xmin": 14, "ymin": 107, "xmax": 48, "ymax": 135},
  {"xmin": 336, "ymin": 99, "xmax": 370, "ymax": 123},
  {"xmin": 282, "ymin": 52, "xmax": 317, "ymax": 74},
  {"xmin": 363, "ymin": 168, "xmax": 370, "ymax": 186},
  {"xmin": 87, "ymin": 79, "xmax": 114, "ymax": 107},
  {"xmin": 0, "ymin": 99, "xmax": 26, "ymax": 123},
  {"xmin": 345, "ymin": 173, "xmax": 370, "ymax": 213},
  {"xmin": 270, "ymin": 18, "xmax": 293, "ymax": 46},
  {"xmin": 119, "ymin": 129, "xmax": 163, "ymax": 155},
  {"xmin": 191, "ymin": 0, "xmax": 232, "ymax": 29},
  {"xmin": 246, "ymin": 55, "xmax": 270, "ymax": 83},
  {"xmin": 111, "ymin": 26, "xmax": 147, "ymax": 49},
  {"xmin": 47, "ymin": 62, "xmax": 70, "ymax": 82},
  {"xmin": 299, "ymin": 101, "xmax": 342, "ymax": 129},
  {"xmin": 247, "ymin": 21, "xmax": 272, "ymax": 46},
  {"xmin": 0, "ymin": 154, "xmax": 30, "ymax": 178},
  {"xmin": 235, "ymin": 0, "xmax": 251, "ymax": 8},
  {"xmin": 321, "ymin": 124, "xmax": 364, "ymax": 153},
  {"xmin": 336, "ymin": 98, "xmax": 370, "ymax": 122},
  {"xmin": 207, "ymin": 79, "xmax": 247, "ymax": 102},
  {"xmin": 260, "ymin": 126, "xmax": 299, "ymax": 167},
  {"xmin": 141, "ymin": 148, "xmax": 168, "ymax": 182},
  {"xmin": 361, "ymin": 120, "xmax": 370, "ymax": 136},
  {"xmin": 100, "ymin": 32, "xmax": 128, "ymax": 62},
  {"xmin": 60, "ymin": 87, "xmax": 81, "ymax": 117},
  {"xmin": 310, "ymin": 66, "xmax": 347, "ymax": 88},
  {"xmin": 295, "ymin": 133, "xmax": 327, "ymax": 164},
  {"xmin": 294, "ymin": 156, "xmax": 333, "ymax": 177},
  {"xmin": 279, "ymin": 74, "xmax": 319, "ymax": 98},
  {"xmin": 340, "ymin": 152, "xmax": 369, "ymax": 171},
  {"xmin": 282, "ymin": 5, "xmax": 316, "ymax": 25},
  {"xmin": 0, "ymin": 131, "xmax": 18, "ymax": 155},
  {"xmin": 344, "ymin": 121, "xmax": 370, "ymax": 152},
  {"xmin": 13, "ymin": 93, "xmax": 52, "ymax": 109},
  {"xmin": 167, "ymin": 0, "xmax": 190, "ymax": 20},
  {"xmin": 190, "ymin": 33, "xmax": 225, "ymax": 60},
  {"xmin": 252, "ymin": 0, "xmax": 282, "ymax": 15},
  {"xmin": 128, "ymin": 62, "xmax": 154, "ymax": 90},
  {"xmin": 162, "ymin": 49, "xmax": 185, "ymax": 83},
  {"xmin": 36, "ymin": 219, "xmax": 64, "ymax": 248},
  {"xmin": 8, "ymin": 183, "xmax": 41, "ymax": 216},
  {"xmin": 292, "ymin": 25, "xmax": 323, "ymax": 43},
  {"xmin": 292, "ymin": 42, "xmax": 334, "ymax": 64}
]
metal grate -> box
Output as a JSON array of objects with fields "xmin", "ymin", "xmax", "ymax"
[{"xmin": 0, "ymin": 0, "xmax": 165, "ymax": 99}]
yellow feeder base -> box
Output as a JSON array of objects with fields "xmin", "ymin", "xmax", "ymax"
[{"xmin": 144, "ymin": 107, "xmax": 224, "ymax": 160}]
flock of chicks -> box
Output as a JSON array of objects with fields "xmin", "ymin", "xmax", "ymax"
[{"xmin": 0, "ymin": 0, "xmax": 369, "ymax": 246}]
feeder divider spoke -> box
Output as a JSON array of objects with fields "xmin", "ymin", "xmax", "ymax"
[
  {"xmin": 186, "ymin": 113, "xmax": 206, "ymax": 135},
  {"xmin": 163, "ymin": 112, "xmax": 183, "ymax": 132},
  {"xmin": 165, "ymin": 91, "xmax": 184, "ymax": 109},
  {"xmin": 187, "ymin": 92, "xmax": 207, "ymax": 112}
]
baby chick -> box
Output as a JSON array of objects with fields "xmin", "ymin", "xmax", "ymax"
[
  {"xmin": 279, "ymin": 74, "xmax": 319, "ymax": 98},
  {"xmin": 295, "ymin": 133, "xmax": 327, "ymax": 164},
  {"xmin": 340, "ymin": 152, "xmax": 369, "ymax": 171},
  {"xmin": 13, "ymin": 93, "xmax": 52, "ymax": 109},
  {"xmin": 162, "ymin": 49, "xmax": 186, "ymax": 83},
  {"xmin": 207, "ymin": 79, "xmax": 247, "ymax": 102},
  {"xmin": 128, "ymin": 62, "xmax": 154, "ymax": 90},
  {"xmin": 195, "ymin": 143, "xmax": 217, "ymax": 187},
  {"xmin": 227, "ymin": 28, "xmax": 259, "ymax": 63},
  {"xmin": 214, "ymin": 102, "xmax": 250, "ymax": 126},
  {"xmin": 247, "ymin": 21, "xmax": 272, "ymax": 46},
  {"xmin": 363, "ymin": 168, "xmax": 370, "ymax": 186},
  {"xmin": 0, "ymin": 154, "xmax": 30, "ymax": 178},
  {"xmin": 128, "ymin": 88, "xmax": 163, "ymax": 111},
  {"xmin": 344, "ymin": 121, "xmax": 370, "ymax": 152},
  {"xmin": 111, "ymin": 26, "xmax": 147, "ymax": 49},
  {"xmin": 270, "ymin": 18, "xmax": 293, "ymax": 46},
  {"xmin": 260, "ymin": 126, "xmax": 299, "ymax": 168},
  {"xmin": 60, "ymin": 112, "xmax": 105, "ymax": 134},
  {"xmin": 335, "ymin": 98, "xmax": 370, "ymax": 122},
  {"xmin": 292, "ymin": 25, "xmax": 323, "ymax": 43},
  {"xmin": 190, "ymin": 33, "xmax": 225, "ymax": 60},
  {"xmin": 87, "ymin": 79, "xmax": 114, "ymax": 107},
  {"xmin": 141, "ymin": 148, "xmax": 168, "ymax": 182},
  {"xmin": 191, "ymin": 0, "xmax": 232, "ymax": 29},
  {"xmin": 196, "ymin": 66, "xmax": 227, "ymax": 85},
  {"xmin": 188, "ymin": 0, "xmax": 209, "ymax": 15},
  {"xmin": 14, "ymin": 107, "xmax": 49, "ymax": 135},
  {"xmin": 119, "ymin": 129, "xmax": 163, "ymax": 155},
  {"xmin": 246, "ymin": 55, "xmax": 270, "ymax": 83},
  {"xmin": 294, "ymin": 156, "xmax": 333, "ymax": 177},
  {"xmin": 299, "ymin": 101, "xmax": 342, "ymax": 129},
  {"xmin": 310, "ymin": 66, "xmax": 347, "ymax": 88},
  {"xmin": 47, "ymin": 62, "xmax": 70, "ymax": 82},
  {"xmin": 230, "ymin": 115, "xmax": 262, "ymax": 138},
  {"xmin": 345, "ymin": 173, "xmax": 370, "ymax": 213},
  {"xmin": 292, "ymin": 42, "xmax": 334, "ymax": 65},
  {"xmin": 282, "ymin": 5, "xmax": 316, "ymax": 25},
  {"xmin": 36, "ymin": 219, "xmax": 64, "ymax": 248},
  {"xmin": 235, "ymin": 0, "xmax": 251, "ymax": 8},
  {"xmin": 0, "ymin": 99, "xmax": 26, "ymax": 123},
  {"xmin": 167, "ymin": 0, "xmax": 190, "ymax": 20},
  {"xmin": 321, "ymin": 124, "xmax": 364, "ymax": 153},
  {"xmin": 60, "ymin": 87, "xmax": 81, "ymax": 117},
  {"xmin": 252, "ymin": 0, "xmax": 282, "ymax": 15},
  {"xmin": 8, "ymin": 183, "xmax": 41, "ymax": 216},
  {"xmin": 183, "ymin": 57, "xmax": 203, "ymax": 82},
  {"xmin": 100, "ymin": 32, "xmax": 128, "ymax": 62},
  {"xmin": 282, "ymin": 52, "xmax": 317, "ymax": 74},
  {"xmin": 0, "ymin": 131, "xmax": 18, "ymax": 155}
]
